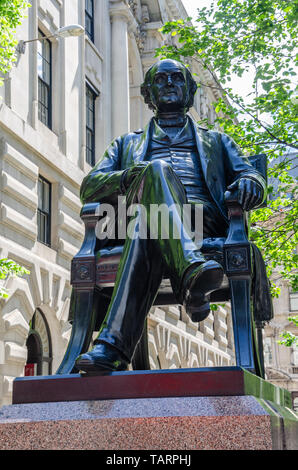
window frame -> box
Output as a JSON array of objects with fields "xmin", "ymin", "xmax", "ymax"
[
  {"xmin": 37, "ymin": 29, "xmax": 52, "ymax": 129},
  {"xmin": 289, "ymin": 290, "xmax": 298, "ymax": 312},
  {"xmin": 85, "ymin": 0, "xmax": 94, "ymax": 42},
  {"xmin": 85, "ymin": 82, "xmax": 97, "ymax": 166},
  {"xmin": 37, "ymin": 175, "xmax": 52, "ymax": 247}
]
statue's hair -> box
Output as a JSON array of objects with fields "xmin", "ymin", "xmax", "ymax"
[{"xmin": 140, "ymin": 59, "xmax": 198, "ymax": 112}]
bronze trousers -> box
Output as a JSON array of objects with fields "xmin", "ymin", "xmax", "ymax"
[{"xmin": 97, "ymin": 160, "xmax": 223, "ymax": 360}]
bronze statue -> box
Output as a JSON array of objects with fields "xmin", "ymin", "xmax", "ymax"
[{"xmin": 75, "ymin": 59, "xmax": 266, "ymax": 373}]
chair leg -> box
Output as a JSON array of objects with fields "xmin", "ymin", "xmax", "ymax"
[
  {"xmin": 56, "ymin": 288, "xmax": 97, "ymax": 374},
  {"xmin": 229, "ymin": 279, "xmax": 255, "ymax": 373},
  {"xmin": 252, "ymin": 320, "xmax": 265, "ymax": 378},
  {"xmin": 131, "ymin": 319, "xmax": 151, "ymax": 370}
]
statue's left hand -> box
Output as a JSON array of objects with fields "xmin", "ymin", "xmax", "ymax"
[{"xmin": 227, "ymin": 178, "xmax": 263, "ymax": 211}]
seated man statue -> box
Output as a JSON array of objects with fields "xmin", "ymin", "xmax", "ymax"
[{"xmin": 76, "ymin": 59, "xmax": 266, "ymax": 373}]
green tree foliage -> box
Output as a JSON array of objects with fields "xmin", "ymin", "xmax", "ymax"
[
  {"xmin": 279, "ymin": 316, "xmax": 298, "ymax": 347},
  {"xmin": 0, "ymin": 258, "xmax": 30, "ymax": 299},
  {"xmin": 0, "ymin": 0, "xmax": 30, "ymax": 84},
  {"xmin": 156, "ymin": 0, "xmax": 298, "ymax": 295}
]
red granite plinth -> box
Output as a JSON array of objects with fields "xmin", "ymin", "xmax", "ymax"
[
  {"xmin": 12, "ymin": 367, "xmax": 245, "ymax": 404},
  {"xmin": 10, "ymin": 366, "xmax": 293, "ymax": 406},
  {"xmin": 0, "ymin": 411, "xmax": 272, "ymax": 450}
]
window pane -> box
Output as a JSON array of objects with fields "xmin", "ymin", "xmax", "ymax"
[
  {"xmin": 37, "ymin": 177, "xmax": 51, "ymax": 245},
  {"xmin": 38, "ymin": 79, "xmax": 50, "ymax": 126},
  {"xmin": 38, "ymin": 103, "xmax": 48, "ymax": 127},
  {"xmin": 85, "ymin": 84, "xmax": 97, "ymax": 166},
  {"xmin": 38, "ymin": 179, "xmax": 43, "ymax": 209},
  {"xmin": 38, "ymin": 35, "xmax": 50, "ymax": 82},
  {"xmin": 42, "ymin": 181, "xmax": 50, "ymax": 213},
  {"xmin": 86, "ymin": 86, "xmax": 92, "ymax": 104},
  {"xmin": 37, "ymin": 52, "xmax": 43, "ymax": 78},
  {"xmin": 290, "ymin": 292, "xmax": 298, "ymax": 311},
  {"xmin": 86, "ymin": 128, "xmax": 92, "ymax": 149},
  {"xmin": 37, "ymin": 210, "xmax": 41, "ymax": 239},
  {"xmin": 86, "ymin": 129, "xmax": 94, "ymax": 165},
  {"xmin": 38, "ymin": 30, "xmax": 51, "ymax": 128},
  {"xmin": 87, "ymin": 107, "xmax": 93, "ymax": 129},
  {"xmin": 37, "ymin": 211, "xmax": 45, "ymax": 243},
  {"xmin": 43, "ymin": 39, "xmax": 50, "ymax": 60},
  {"xmin": 85, "ymin": 0, "xmax": 94, "ymax": 41},
  {"xmin": 86, "ymin": 148, "xmax": 92, "ymax": 166},
  {"xmin": 85, "ymin": 0, "xmax": 93, "ymax": 16},
  {"xmin": 43, "ymin": 58, "xmax": 50, "ymax": 85},
  {"xmin": 85, "ymin": 16, "xmax": 92, "ymax": 38}
]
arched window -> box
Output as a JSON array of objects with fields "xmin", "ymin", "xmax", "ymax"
[{"xmin": 25, "ymin": 309, "xmax": 52, "ymax": 376}]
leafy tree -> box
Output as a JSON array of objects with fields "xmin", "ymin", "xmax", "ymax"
[
  {"xmin": 0, "ymin": 0, "xmax": 30, "ymax": 85},
  {"xmin": 0, "ymin": 258, "xmax": 30, "ymax": 299},
  {"xmin": 279, "ymin": 316, "xmax": 298, "ymax": 348},
  {"xmin": 156, "ymin": 0, "xmax": 298, "ymax": 295}
]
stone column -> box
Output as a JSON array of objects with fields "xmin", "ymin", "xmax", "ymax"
[{"xmin": 109, "ymin": 1, "xmax": 130, "ymax": 139}]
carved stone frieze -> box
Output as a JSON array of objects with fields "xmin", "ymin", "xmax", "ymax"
[
  {"xmin": 128, "ymin": 0, "xmax": 138, "ymax": 15},
  {"xmin": 134, "ymin": 24, "xmax": 147, "ymax": 53}
]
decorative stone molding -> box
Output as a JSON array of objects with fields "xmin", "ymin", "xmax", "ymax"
[
  {"xmin": 128, "ymin": 0, "xmax": 138, "ymax": 16},
  {"xmin": 141, "ymin": 5, "xmax": 150, "ymax": 23},
  {"xmin": 134, "ymin": 25, "xmax": 147, "ymax": 53},
  {"xmin": 147, "ymin": 306, "xmax": 234, "ymax": 370},
  {"xmin": 109, "ymin": 0, "xmax": 135, "ymax": 24},
  {"xmin": 140, "ymin": 21, "xmax": 164, "ymax": 68},
  {"xmin": 1, "ymin": 140, "xmax": 39, "ymax": 181},
  {"xmin": 167, "ymin": 0, "xmax": 188, "ymax": 20},
  {"xmin": 0, "ymin": 243, "xmax": 72, "ymax": 405}
]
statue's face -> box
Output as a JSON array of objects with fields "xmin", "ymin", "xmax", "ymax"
[{"xmin": 148, "ymin": 60, "xmax": 189, "ymax": 113}]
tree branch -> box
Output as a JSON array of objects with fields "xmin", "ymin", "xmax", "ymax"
[{"xmin": 191, "ymin": 58, "xmax": 298, "ymax": 151}]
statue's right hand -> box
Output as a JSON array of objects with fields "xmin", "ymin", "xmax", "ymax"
[{"xmin": 122, "ymin": 163, "xmax": 148, "ymax": 190}]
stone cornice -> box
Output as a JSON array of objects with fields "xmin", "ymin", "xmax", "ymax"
[
  {"xmin": 109, "ymin": 0, "xmax": 135, "ymax": 24},
  {"xmin": 110, "ymin": 0, "xmax": 141, "ymax": 41},
  {"xmin": 109, "ymin": 0, "xmax": 147, "ymax": 51},
  {"xmin": 166, "ymin": 0, "xmax": 188, "ymax": 21}
]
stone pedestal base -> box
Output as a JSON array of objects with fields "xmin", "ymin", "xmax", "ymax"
[
  {"xmin": 0, "ymin": 395, "xmax": 290, "ymax": 450},
  {"xmin": 0, "ymin": 367, "xmax": 297, "ymax": 450}
]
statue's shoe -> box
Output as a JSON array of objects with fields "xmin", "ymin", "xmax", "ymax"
[
  {"xmin": 180, "ymin": 260, "xmax": 224, "ymax": 322},
  {"xmin": 75, "ymin": 342, "xmax": 129, "ymax": 373}
]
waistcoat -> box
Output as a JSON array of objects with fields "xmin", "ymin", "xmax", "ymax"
[{"xmin": 146, "ymin": 118, "xmax": 213, "ymax": 203}]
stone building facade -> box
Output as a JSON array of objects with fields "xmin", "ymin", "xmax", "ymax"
[{"xmin": 0, "ymin": 0, "xmax": 296, "ymax": 407}]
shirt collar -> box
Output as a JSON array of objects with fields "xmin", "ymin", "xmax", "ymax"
[{"xmin": 152, "ymin": 116, "xmax": 193, "ymax": 143}]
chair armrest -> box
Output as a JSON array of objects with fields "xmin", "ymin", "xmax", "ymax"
[
  {"xmin": 76, "ymin": 203, "xmax": 101, "ymax": 258},
  {"xmin": 223, "ymin": 190, "xmax": 252, "ymax": 278},
  {"xmin": 70, "ymin": 202, "xmax": 101, "ymax": 287}
]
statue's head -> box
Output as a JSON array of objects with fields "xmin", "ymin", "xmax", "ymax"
[{"xmin": 141, "ymin": 59, "xmax": 198, "ymax": 114}]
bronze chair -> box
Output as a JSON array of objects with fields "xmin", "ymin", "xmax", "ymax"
[{"xmin": 56, "ymin": 154, "xmax": 272, "ymax": 377}]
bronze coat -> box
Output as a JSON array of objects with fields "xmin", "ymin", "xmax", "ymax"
[{"xmin": 80, "ymin": 117, "xmax": 267, "ymax": 223}]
